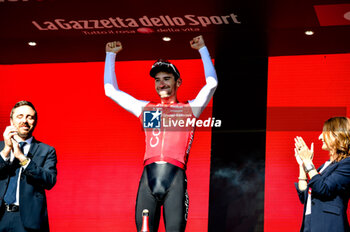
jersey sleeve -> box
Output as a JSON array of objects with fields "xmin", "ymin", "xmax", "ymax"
[
  {"xmin": 104, "ymin": 52, "xmax": 149, "ymax": 117},
  {"xmin": 188, "ymin": 46, "xmax": 218, "ymax": 118}
]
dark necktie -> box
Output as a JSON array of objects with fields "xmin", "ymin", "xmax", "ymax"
[{"xmin": 4, "ymin": 142, "xmax": 26, "ymax": 205}]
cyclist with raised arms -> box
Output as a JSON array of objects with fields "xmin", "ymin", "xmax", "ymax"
[{"xmin": 104, "ymin": 35, "xmax": 218, "ymax": 232}]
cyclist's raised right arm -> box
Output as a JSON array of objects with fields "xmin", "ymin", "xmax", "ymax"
[{"xmin": 104, "ymin": 41, "xmax": 148, "ymax": 117}]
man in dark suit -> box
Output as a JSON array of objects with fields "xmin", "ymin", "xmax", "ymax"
[{"xmin": 0, "ymin": 101, "xmax": 57, "ymax": 232}]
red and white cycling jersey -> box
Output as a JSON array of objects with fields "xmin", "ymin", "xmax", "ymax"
[
  {"xmin": 141, "ymin": 102, "xmax": 195, "ymax": 169},
  {"xmin": 104, "ymin": 46, "xmax": 217, "ymax": 170}
]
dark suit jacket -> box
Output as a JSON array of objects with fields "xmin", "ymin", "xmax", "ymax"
[
  {"xmin": 0, "ymin": 138, "xmax": 57, "ymax": 231},
  {"xmin": 295, "ymin": 157, "xmax": 350, "ymax": 232}
]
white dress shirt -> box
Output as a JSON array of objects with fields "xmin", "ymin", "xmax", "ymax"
[{"xmin": 305, "ymin": 160, "xmax": 332, "ymax": 215}]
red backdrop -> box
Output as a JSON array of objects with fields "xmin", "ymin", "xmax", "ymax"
[
  {"xmin": 265, "ymin": 53, "xmax": 350, "ymax": 231},
  {"xmin": 0, "ymin": 59, "xmax": 212, "ymax": 231}
]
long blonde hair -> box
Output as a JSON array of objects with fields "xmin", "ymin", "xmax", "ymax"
[{"xmin": 323, "ymin": 117, "xmax": 350, "ymax": 162}]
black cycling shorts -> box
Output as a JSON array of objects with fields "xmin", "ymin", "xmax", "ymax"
[{"xmin": 135, "ymin": 162, "xmax": 189, "ymax": 232}]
